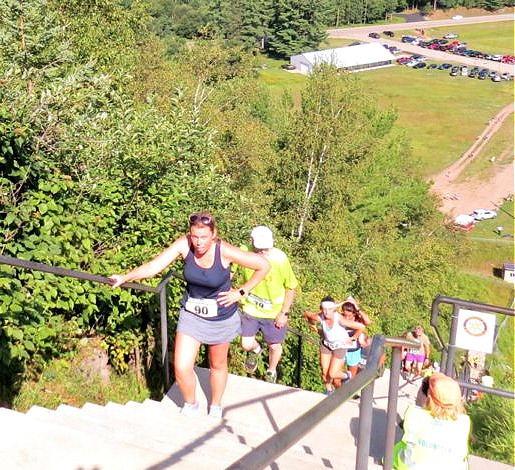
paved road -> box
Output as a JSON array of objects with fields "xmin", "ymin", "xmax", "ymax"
[
  {"xmin": 328, "ymin": 13, "xmax": 515, "ymax": 74},
  {"xmin": 329, "ymin": 13, "xmax": 515, "ymax": 35}
]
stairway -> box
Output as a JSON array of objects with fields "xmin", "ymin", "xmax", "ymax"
[{"xmin": 0, "ymin": 368, "xmax": 510, "ymax": 470}]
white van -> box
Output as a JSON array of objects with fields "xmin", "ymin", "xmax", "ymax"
[{"xmin": 460, "ymin": 65, "xmax": 468, "ymax": 76}]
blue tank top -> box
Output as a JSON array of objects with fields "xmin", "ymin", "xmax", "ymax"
[{"xmin": 180, "ymin": 240, "xmax": 236, "ymax": 321}]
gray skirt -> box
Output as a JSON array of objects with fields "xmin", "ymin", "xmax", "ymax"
[{"xmin": 177, "ymin": 307, "xmax": 242, "ymax": 345}]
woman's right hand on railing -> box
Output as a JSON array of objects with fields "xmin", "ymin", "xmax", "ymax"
[{"xmin": 108, "ymin": 274, "xmax": 125, "ymax": 288}]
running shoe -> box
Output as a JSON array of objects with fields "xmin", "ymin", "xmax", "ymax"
[
  {"xmin": 245, "ymin": 349, "xmax": 261, "ymax": 373},
  {"xmin": 180, "ymin": 401, "xmax": 200, "ymax": 417},
  {"xmin": 264, "ymin": 370, "xmax": 277, "ymax": 383},
  {"xmin": 208, "ymin": 405, "xmax": 223, "ymax": 418}
]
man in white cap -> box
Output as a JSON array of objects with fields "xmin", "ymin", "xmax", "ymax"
[{"xmin": 237, "ymin": 226, "xmax": 298, "ymax": 383}]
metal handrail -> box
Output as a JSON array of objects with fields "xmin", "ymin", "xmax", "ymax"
[
  {"xmin": 431, "ymin": 295, "xmax": 515, "ymax": 400},
  {"xmin": 225, "ymin": 335, "xmax": 421, "ymax": 470},
  {"xmin": 0, "ymin": 254, "xmax": 316, "ymax": 390},
  {"xmin": 0, "ymin": 254, "xmax": 176, "ymax": 389}
]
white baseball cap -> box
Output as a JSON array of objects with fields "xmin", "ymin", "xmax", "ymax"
[{"xmin": 250, "ymin": 226, "xmax": 274, "ymax": 249}]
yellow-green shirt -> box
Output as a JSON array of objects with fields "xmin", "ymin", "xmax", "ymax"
[{"xmin": 238, "ymin": 246, "xmax": 298, "ymax": 319}]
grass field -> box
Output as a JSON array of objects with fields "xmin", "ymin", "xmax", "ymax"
[
  {"xmin": 259, "ymin": 62, "xmax": 513, "ymax": 176},
  {"xmin": 457, "ymin": 200, "xmax": 514, "ymax": 277},
  {"xmin": 398, "ymin": 21, "xmax": 514, "ymax": 56}
]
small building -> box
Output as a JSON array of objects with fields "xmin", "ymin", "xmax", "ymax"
[
  {"xmin": 502, "ymin": 262, "xmax": 515, "ymax": 283},
  {"xmin": 290, "ymin": 43, "xmax": 395, "ymax": 74}
]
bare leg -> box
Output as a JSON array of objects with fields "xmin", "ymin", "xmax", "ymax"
[
  {"xmin": 174, "ymin": 332, "xmax": 201, "ymax": 404},
  {"xmin": 328, "ymin": 357, "xmax": 346, "ymax": 389},
  {"xmin": 320, "ymin": 351, "xmax": 332, "ymax": 390},
  {"xmin": 208, "ymin": 342, "xmax": 230, "ymax": 406},
  {"xmin": 241, "ymin": 336, "xmax": 259, "ymax": 351},
  {"xmin": 268, "ymin": 343, "xmax": 283, "ymax": 371},
  {"xmin": 347, "ymin": 364, "xmax": 358, "ymax": 379}
]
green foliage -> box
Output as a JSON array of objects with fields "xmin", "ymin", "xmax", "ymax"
[
  {"xmin": 264, "ymin": 65, "xmax": 458, "ymax": 339},
  {"xmin": 468, "ymin": 394, "xmax": 515, "ymax": 465},
  {"xmin": 0, "ymin": 0, "xmax": 247, "ymax": 398},
  {"xmin": 267, "ymin": 0, "xmax": 329, "ymax": 56},
  {"xmin": 13, "ymin": 353, "xmax": 150, "ymax": 412}
]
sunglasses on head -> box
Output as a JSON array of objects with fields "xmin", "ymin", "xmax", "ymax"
[{"xmin": 189, "ymin": 213, "xmax": 213, "ymax": 225}]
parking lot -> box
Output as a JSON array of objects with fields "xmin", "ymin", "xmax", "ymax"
[{"xmin": 328, "ymin": 13, "xmax": 515, "ymax": 75}]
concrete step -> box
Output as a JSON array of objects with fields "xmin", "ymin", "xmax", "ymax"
[
  {"xmin": 0, "ymin": 407, "xmax": 199, "ymax": 470},
  {"xmin": 164, "ymin": 366, "xmax": 417, "ymax": 468},
  {"xmin": 94, "ymin": 399, "xmax": 335, "ymax": 469},
  {"xmin": 123, "ymin": 398, "xmax": 336, "ymax": 468},
  {"xmin": 1, "ymin": 367, "xmax": 511, "ymax": 470},
  {"xmin": 51, "ymin": 400, "xmax": 336, "ymax": 469}
]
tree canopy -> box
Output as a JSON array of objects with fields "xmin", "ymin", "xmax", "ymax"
[{"xmin": 0, "ymin": 0, "xmax": 460, "ymax": 394}]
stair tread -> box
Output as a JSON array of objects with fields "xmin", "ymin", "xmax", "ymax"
[
  {"xmin": 1, "ymin": 407, "xmax": 331, "ymax": 470},
  {"xmin": 1, "ymin": 368, "xmax": 509, "ymax": 470},
  {"xmin": 53, "ymin": 400, "xmax": 342, "ymax": 467}
]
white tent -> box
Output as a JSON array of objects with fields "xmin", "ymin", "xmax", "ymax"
[{"xmin": 290, "ymin": 43, "xmax": 395, "ymax": 74}]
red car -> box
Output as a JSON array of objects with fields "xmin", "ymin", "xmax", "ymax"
[{"xmin": 396, "ymin": 57, "xmax": 411, "ymax": 64}]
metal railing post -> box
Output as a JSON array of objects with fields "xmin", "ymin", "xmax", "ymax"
[
  {"xmin": 444, "ymin": 303, "xmax": 460, "ymax": 376},
  {"xmin": 383, "ymin": 346, "xmax": 402, "ymax": 470},
  {"xmin": 159, "ymin": 285, "xmax": 170, "ymax": 389},
  {"xmin": 356, "ymin": 379, "xmax": 375, "ymax": 470},
  {"xmin": 297, "ymin": 335, "xmax": 303, "ymax": 388}
]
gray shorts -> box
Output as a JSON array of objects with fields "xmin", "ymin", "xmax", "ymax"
[
  {"xmin": 241, "ymin": 313, "xmax": 287, "ymax": 344},
  {"xmin": 320, "ymin": 342, "xmax": 346, "ymax": 360},
  {"xmin": 177, "ymin": 307, "xmax": 241, "ymax": 345}
]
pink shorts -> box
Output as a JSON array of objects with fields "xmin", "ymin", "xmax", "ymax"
[{"xmin": 406, "ymin": 352, "xmax": 425, "ymax": 363}]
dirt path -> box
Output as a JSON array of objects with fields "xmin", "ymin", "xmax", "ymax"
[{"xmin": 430, "ymin": 102, "xmax": 514, "ymax": 216}]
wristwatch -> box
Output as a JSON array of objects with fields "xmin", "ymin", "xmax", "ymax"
[{"xmin": 238, "ymin": 288, "xmax": 247, "ymax": 297}]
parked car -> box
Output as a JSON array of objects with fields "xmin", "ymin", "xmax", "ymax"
[
  {"xmin": 492, "ymin": 73, "xmax": 501, "ymax": 82},
  {"xmin": 401, "ymin": 36, "xmax": 416, "ymax": 43},
  {"xmin": 438, "ymin": 63, "xmax": 452, "ymax": 70},
  {"xmin": 348, "ymin": 41, "xmax": 362, "ymax": 46},
  {"xmin": 460, "ymin": 65, "xmax": 468, "ymax": 76},
  {"xmin": 396, "ymin": 57, "xmax": 411, "ymax": 64},
  {"xmin": 413, "ymin": 62, "xmax": 427, "ymax": 69},
  {"xmin": 368, "ymin": 32, "xmax": 380, "ymax": 39},
  {"xmin": 443, "ymin": 32, "xmax": 458, "ymax": 39},
  {"xmin": 501, "ymin": 72, "xmax": 512, "ymax": 80},
  {"xmin": 383, "ymin": 30, "xmax": 394, "ymax": 37},
  {"xmin": 472, "ymin": 209, "xmax": 497, "ymax": 220},
  {"xmin": 427, "ymin": 63, "xmax": 438, "ymax": 69},
  {"xmin": 450, "ymin": 66, "xmax": 459, "ymax": 76},
  {"xmin": 281, "ymin": 64, "xmax": 296, "ymax": 70}
]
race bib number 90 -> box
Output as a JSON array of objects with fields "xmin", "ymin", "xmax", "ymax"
[{"xmin": 185, "ymin": 297, "xmax": 218, "ymax": 318}]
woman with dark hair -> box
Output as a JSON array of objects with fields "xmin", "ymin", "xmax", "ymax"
[
  {"xmin": 110, "ymin": 211, "xmax": 269, "ymax": 418},
  {"xmin": 340, "ymin": 296, "xmax": 371, "ymax": 379},
  {"xmin": 304, "ymin": 296, "xmax": 366, "ymax": 395}
]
